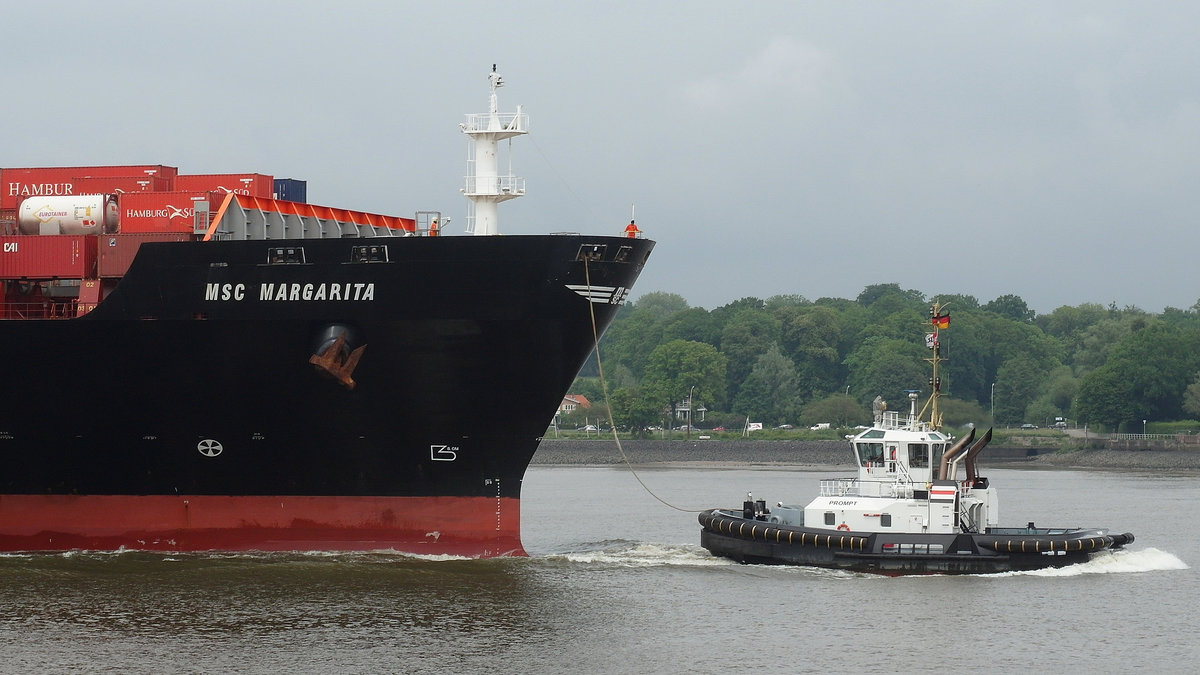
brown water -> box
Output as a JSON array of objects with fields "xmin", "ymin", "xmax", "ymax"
[{"xmin": 0, "ymin": 468, "xmax": 1193, "ymax": 673}]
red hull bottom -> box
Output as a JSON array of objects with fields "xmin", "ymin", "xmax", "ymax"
[{"xmin": 0, "ymin": 495, "xmax": 526, "ymax": 557}]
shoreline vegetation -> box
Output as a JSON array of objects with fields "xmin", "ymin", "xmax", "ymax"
[{"xmin": 531, "ymin": 439, "xmax": 1200, "ymax": 472}]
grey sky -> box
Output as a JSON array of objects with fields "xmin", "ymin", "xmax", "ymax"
[{"xmin": 7, "ymin": 2, "xmax": 1198, "ymax": 314}]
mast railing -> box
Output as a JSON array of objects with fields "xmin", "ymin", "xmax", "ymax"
[
  {"xmin": 461, "ymin": 111, "xmax": 528, "ymax": 134},
  {"xmin": 462, "ymin": 174, "xmax": 526, "ymax": 196}
]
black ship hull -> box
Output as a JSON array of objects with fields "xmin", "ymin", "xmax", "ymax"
[{"xmin": 0, "ymin": 234, "xmax": 652, "ymax": 555}]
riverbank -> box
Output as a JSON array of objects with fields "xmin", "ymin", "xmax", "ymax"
[{"xmin": 530, "ymin": 439, "xmax": 1200, "ymax": 471}]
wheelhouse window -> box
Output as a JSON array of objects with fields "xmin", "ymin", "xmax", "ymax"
[
  {"xmin": 908, "ymin": 443, "xmax": 930, "ymax": 468},
  {"xmin": 856, "ymin": 442, "xmax": 884, "ymax": 466}
]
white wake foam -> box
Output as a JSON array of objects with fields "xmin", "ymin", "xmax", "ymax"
[
  {"xmin": 993, "ymin": 547, "xmax": 1188, "ymax": 577},
  {"xmin": 550, "ymin": 541, "xmax": 733, "ymax": 567}
]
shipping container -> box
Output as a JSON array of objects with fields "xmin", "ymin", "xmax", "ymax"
[
  {"xmin": 68, "ymin": 165, "xmax": 178, "ymax": 180},
  {"xmin": 73, "ymin": 175, "xmax": 172, "ymax": 194},
  {"xmin": 273, "ymin": 178, "xmax": 307, "ymax": 203},
  {"xmin": 2, "ymin": 165, "xmax": 178, "ymax": 209},
  {"xmin": 175, "ymin": 173, "xmax": 274, "ymax": 198},
  {"xmin": 98, "ymin": 232, "xmax": 195, "ymax": 277},
  {"xmin": 0, "ymin": 235, "xmax": 98, "ymax": 279},
  {"xmin": 18, "ymin": 195, "xmax": 119, "ymax": 235},
  {"xmin": 0, "ymin": 208, "xmax": 14, "ymax": 235},
  {"xmin": 118, "ymin": 191, "xmax": 222, "ymax": 233}
]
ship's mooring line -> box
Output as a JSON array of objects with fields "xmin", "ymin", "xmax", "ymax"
[{"xmin": 583, "ymin": 261, "xmax": 701, "ymax": 514}]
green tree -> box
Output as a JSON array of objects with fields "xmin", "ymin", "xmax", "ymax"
[
  {"xmin": 780, "ymin": 305, "xmax": 844, "ymax": 395},
  {"xmin": 566, "ymin": 377, "xmax": 604, "ymax": 404},
  {"xmin": 982, "ymin": 294, "xmax": 1035, "ymax": 323},
  {"xmin": 1075, "ymin": 321, "xmax": 1200, "ymax": 426},
  {"xmin": 599, "ymin": 306, "xmax": 665, "ymax": 377},
  {"xmin": 1024, "ymin": 397, "xmax": 1060, "ymax": 427},
  {"xmin": 992, "ymin": 354, "xmax": 1043, "ymax": 424},
  {"xmin": 733, "ymin": 344, "xmax": 802, "ymax": 425},
  {"xmin": 1071, "ymin": 312, "xmax": 1148, "ymax": 373},
  {"xmin": 946, "ymin": 313, "xmax": 1062, "ymax": 411},
  {"xmin": 661, "ymin": 307, "xmax": 720, "ymax": 345},
  {"xmin": 1183, "ymin": 373, "xmax": 1200, "ymax": 420},
  {"xmin": 1160, "ymin": 306, "xmax": 1200, "ymax": 332},
  {"xmin": 1042, "ymin": 365, "xmax": 1078, "ymax": 415},
  {"xmin": 800, "ymin": 394, "xmax": 868, "ymax": 427},
  {"xmin": 765, "ymin": 294, "xmax": 810, "ymax": 312},
  {"xmin": 709, "ymin": 297, "xmax": 766, "ymax": 333},
  {"xmin": 608, "ymin": 388, "xmax": 664, "ymax": 437},
  {"xmin": 1036, "ymin": 303, "xmax": 1107, "ymax": 354},
  {"xmin": 633, "ymin": 291, "xmax": 689, "ymax": 317},
  {"xmin": 843, "ymin": 336, "xmax": 928, "ymax": 405},
  {"xmin": 856, "ymin": 283, "xmax": 925, "ymax": 307},
  {"xmin": 928, "ymin": 293, "xmax": 980, "ymax": 311},
  {"xmin": 936, "ymin": 397, "xmax": 990, "ymax": 429},
  {"xmin": 932, "ymin": 309, "xmax": 989, "ymax": 405},
  {"xmin": 1075, "ymin": 365, "xmax": 1140, "ymax": 430},
  {"xmin": 641, "ymin": 340, "xmax": 728, "ymax": 423},
  {"xmin": 719, "ymin": 308, "xmax": 781, "ymax": 402},
  {"xmin": 1107, "ymin": 322, "xmax": 1200, "ymax": 420}
]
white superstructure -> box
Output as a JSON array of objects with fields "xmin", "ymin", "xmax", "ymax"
[
  {"xmin": 460, "ymin": 65, "xmax": 528, "ymax": 236},
  {"xmin": 779, "ymin": 394, "xmax": 998, "ymax": 537}
]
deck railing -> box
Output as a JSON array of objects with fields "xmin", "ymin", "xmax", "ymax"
[{"xmin": 1, "ymin": 301, "xmax": 92, "ymax": 319}]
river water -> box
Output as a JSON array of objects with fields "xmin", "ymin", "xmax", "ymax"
[{"xmin": 0, "ymin": 466, "xmax": 1194, "ymax": 674}]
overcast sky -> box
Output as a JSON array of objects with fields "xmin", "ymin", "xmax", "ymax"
[{"xmin": 7, "ymin": 1, "xmax": 1198, "ymax": 314}]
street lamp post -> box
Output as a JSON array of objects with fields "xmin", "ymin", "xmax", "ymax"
[
  {"xmin": 990, "ymin": 382, "xmax": 995, "ymax": 424},
  {"xmin": 1143, "ymin": 419, "xmax": 1147, "ymax": 437},
  {"xmin": 686, "ymin": 385, "xmax": 695, "ymax": 440}
]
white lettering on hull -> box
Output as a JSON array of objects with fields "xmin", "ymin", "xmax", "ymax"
[
  {"xmin": 207, "ymin": 282, "xmax": 375, "ymax": 302},
  {"xmin": 205, "ymin": 283, "xmax": 246, "ymax": 301}
]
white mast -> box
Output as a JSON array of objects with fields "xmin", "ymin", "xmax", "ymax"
[{"xmin": 460, "ymin": 64, "xmax": 528, "ymax": 236}]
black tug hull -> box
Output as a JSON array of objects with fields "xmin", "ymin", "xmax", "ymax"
[{"xmin": 700, "ymin": 510, "xmax": 1134, "ymax": 575}]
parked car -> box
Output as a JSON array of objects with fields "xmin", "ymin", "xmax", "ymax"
[{"xmin": 1020, "ymin": 423, "xmax": 1038, "ymax": 429}]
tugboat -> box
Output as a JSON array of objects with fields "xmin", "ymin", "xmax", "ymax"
[{"xmin": 699, "ymin": 302, "xmax": 1134, "ymax": 574}]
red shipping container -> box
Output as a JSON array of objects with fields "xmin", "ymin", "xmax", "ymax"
[
  {"xmin": 98, "ymin": 232, "xmax": 194, "ymax": 277},
  {"xmin": 2, "ymin": 165, "xmax": 178, "ymax": 209},
  {"xmin": 0, "ymin": 235, "xmax": 98, "ymax": 279},
  {"xmin": 74, "ymin": 175, "xmax": 172, "ymax": 195},
  {"xmin": 118, "ymin": 191, "xmax": 222, "ymax": 234},
  {"xmin": 67, "ymin": 165, "xmax": 177, "ymax": 180},
  {"xmin": 175, "ymin": 173, "xmax": 274, "ymax": 198}
]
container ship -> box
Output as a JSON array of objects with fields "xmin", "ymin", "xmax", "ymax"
[{"xmin": 0, "ymin": 67, "xmax": 653, "ymax": 556}]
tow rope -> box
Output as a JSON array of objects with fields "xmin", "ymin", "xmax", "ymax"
[{"xmin": 583, "ymin": 260, "xmax": 700, "ymax": 514}]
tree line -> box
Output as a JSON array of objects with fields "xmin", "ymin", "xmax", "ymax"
[{"xmin": 562, "ymin": 283, "xmax": 1200, "ymax": 436}]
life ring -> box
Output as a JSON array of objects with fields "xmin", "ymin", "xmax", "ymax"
[{"xmin": 837, "ymin": 524, "xmax": 850, "ymax": 532}]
